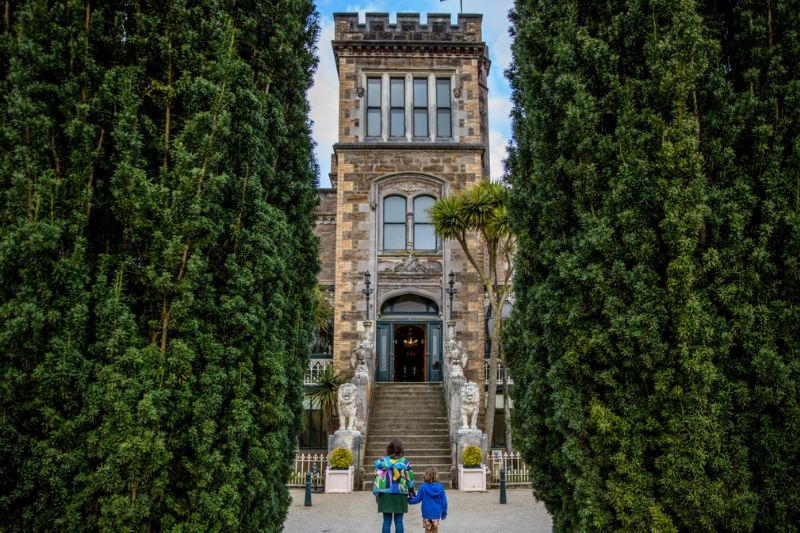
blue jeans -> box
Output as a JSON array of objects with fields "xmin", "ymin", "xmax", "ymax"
[{"xmin": 382, "ymin": 513, "xmax": 404, "ymax": 533}]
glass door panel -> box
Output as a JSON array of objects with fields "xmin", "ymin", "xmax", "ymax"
[
  {"xmin": 376, "ymin": 323, "xmax": 393, "ymax": 382},
  {"xmin": 427, "ymin": 323, "xmax": 443, "ymax": 382}
]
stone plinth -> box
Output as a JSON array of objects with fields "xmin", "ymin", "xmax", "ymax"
[
  {"xmin": 351, "ymin": 374, "xmax": 371, "ymax": 435},
  {"xmin": 329, "ymin": 429, "xmax": 365, "ymax": 489},
  {"xmin": 447, "ymin": 375, "xmax": 466, "ymax": 436},
  {"xmin": 454, "ymin": 432, "xmax": 487, "ymax": 468}
]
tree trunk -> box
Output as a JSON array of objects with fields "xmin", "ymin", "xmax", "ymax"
[
  {"xmin": 502, "ymin": 362, "xmax": 512, "ymax": 453},
  {"xmin": 484, "ymin": 308, "xmax": 502, "ymax": 455}
]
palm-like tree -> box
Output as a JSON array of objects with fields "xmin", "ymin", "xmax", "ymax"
[
  {"xmin": 430, "ymin": 179, "xmax": 515, "ymax": 450},
  {"xmin": 306, "ymin": 364, "xmax": 345, "ymax": 435}
]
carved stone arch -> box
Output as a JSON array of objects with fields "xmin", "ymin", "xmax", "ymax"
[
  {"xmin": 372, "ymin": 172, "xmax": 447, "ymax": 204},
  {"xmin": 378, "ymin": 288, "xmax": 442, "ymax": 315}
]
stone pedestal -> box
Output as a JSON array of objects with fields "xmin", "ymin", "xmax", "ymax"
[
  {"xmin": 450, "ymin": 431, "xmax": 488, "ymax": 490},
  {"xmin": 453, "ymin": 432, "xmax": 488, "ymax": 467},
  {"xmin": 328, "ymin": 430, "xmax": 364, "ymax": 490},
  {"xmin": 351, "ymin": 374, "xmax": 371, "ymax": 435},
  {"xmin": 447, "ymin": 375, "xmax": 466, "ymax": 436}
]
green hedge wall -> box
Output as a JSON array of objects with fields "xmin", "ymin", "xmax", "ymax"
[
  {"xmin": 505, "ymin": 0, "xmax": 800, "ymax": 531},
  {"xmin": 0, "ymin": 1, "xmax": 319, "ymax": 531}
]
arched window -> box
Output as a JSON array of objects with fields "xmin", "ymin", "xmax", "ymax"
[
  {"xmin": 381, "ymin": 294, "xmax": 440, "ymax": 316},
  {"xmin": 383, "ymin": 196, "xmax": 407, "ymax": 250},
  {"xmin": 413, "ymin": 196, "xmax": 436, "ymax": 250}
]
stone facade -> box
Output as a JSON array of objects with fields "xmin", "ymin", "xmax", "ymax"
[{"xmin": 313, "ymin": 13, "xmax": 493, "ymax": 431}]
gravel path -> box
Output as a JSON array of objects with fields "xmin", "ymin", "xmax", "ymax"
[{"xmin": 283, "ymin": 488, "xmax": 553, "ymax": 532}]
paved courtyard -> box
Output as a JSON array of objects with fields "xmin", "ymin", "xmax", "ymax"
[{"xmin": 283, "ymin": 489, "xmax": 553, "ymax": 532}]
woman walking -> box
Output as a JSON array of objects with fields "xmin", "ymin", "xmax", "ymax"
[{"xmin": 373, "ymin": 438, "xmax": 415, "ymax": 533}]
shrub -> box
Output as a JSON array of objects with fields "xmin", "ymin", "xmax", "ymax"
[
  {"xmin": 330, "ymin": 448, "xmax": 353, "ymax": 470},
  {"xmin": 462, "ymin": 446, "xmax": 482, "ymax": 468}
]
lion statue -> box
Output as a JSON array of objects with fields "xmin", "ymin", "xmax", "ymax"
[
  {"xmin": 445, "ymin": 338, "xmax": 468, "ymax": 379},
  {"xmin": 337, "ymin": 383, "xmax": 359, "ymax": 431},
  {"xmin": 460, "ymin": 381, "xmax": 480, "ymax": 430}
]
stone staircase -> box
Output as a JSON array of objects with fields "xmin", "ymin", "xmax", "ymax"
[{"xmin": 363, "ymin": 382, "xmax": 452, "ymax": 490}]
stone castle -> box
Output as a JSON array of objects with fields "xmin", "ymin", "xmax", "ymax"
[{"xmin": 312, "ymin": 12, "xmax": 504, "ymax": 485}]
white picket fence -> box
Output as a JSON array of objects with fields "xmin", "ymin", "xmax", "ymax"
[
  {"xmin": 489, "ymin": 451, "xmax": 530, "ymax": 485},
  {"xmin": 287, "ymin": 452, "xmax": 327, "ymax": 488}
]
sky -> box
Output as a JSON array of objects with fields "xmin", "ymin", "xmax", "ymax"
[{"xmin": 308, "ymin": 0, "xmax": 516, "ymax": 188}]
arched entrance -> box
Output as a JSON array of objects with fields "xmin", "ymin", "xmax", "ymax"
[
  {"xmin": 393, "ymin": 324, "xmax": 426, "ymax": 382},
  {"xmin": 375, "ymin": 294, "xmax": 443, "ymax": 383}
]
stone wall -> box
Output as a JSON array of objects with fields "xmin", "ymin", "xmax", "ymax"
[{"xmin": 314, "ymin": 189, "xmax": 338, "ymax": 286}]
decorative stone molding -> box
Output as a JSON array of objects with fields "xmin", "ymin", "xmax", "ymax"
[
  {"xmin": 445, "ymin": 321, "xmax": 467, "ymax": 379},
  {"xmin": 349, "ymin": 321, "xmax": 374, "ymax": 379},
  {"xmin": 381, "ymin": 248, "xmax": 439, "ymax": 274},
  {"xmin": 396, "ymin": 184, "xmax": 421, "ymax": 194}
]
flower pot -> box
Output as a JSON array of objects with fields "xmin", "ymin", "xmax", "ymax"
[
  {"xmin": 458, "ymin": 464, "xmax": 487, "ymax": 492},
  {"xmin": 325, "ymin": 465, "xmax": 354, "ymax": 493}
]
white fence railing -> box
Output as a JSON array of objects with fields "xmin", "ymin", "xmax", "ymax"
[
  {"xmin": 489, "ymin": 451, "xmax": 530, "ymax": 485},
  {"xmin": 287, "ymin": 452, "xmax": 328, "ymax": 488},
  {"xmin": 484, "ymin": 361, "xmax": 513, "ymax": 386},
  {"xmin": 304, "ymin": 358, "xmax": 333, "ymax": 385}
]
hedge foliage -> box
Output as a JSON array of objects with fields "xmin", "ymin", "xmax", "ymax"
[
  {"xmin": 505, "ymin": 0, "xmax": 800, "ymax": 531},
  {"xmin": 0, "ymin": 1, "xmax": 319, "ymax": 531}
]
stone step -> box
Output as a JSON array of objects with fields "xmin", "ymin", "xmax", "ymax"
[
  {"xmin": 366, "ymin": 445, "xmax": 450, "ymax": 454},
  {"xmin": 362, "ymin": 467, "xmax": 454, "ymax": 479},
  {"xmin": 366, "ymin": 456, "xmax": 452, "ymax": 466},
  {"xmin": 374, "ymin": 383, "xmax": 444, "ymax": 388},
  {"xmin": 366, "ymin": 435, "xmax": 450, "ymax": 445},
  {"xmin": 370, "ymin": 403, "xmax": 446, "ymax": 410}
]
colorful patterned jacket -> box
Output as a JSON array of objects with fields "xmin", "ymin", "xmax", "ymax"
[{"xmin": 373, "ymin": 456, "xmax": 415, "ymax": 495}]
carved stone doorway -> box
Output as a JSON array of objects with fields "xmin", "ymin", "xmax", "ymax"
[{"xmin": 393, "ymin": 324, "xmax": 426, "ymax": 382}]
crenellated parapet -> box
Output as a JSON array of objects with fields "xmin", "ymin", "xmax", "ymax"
[{"xmin": 334, "ymin": 13, "xmax": 482, "ymax": 43}]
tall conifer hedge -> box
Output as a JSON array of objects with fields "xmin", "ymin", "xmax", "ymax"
[
  {"xmin": 505, "ymin": 0, "xmax": 799, "ymax": 531},
  {"xmin": 0, "ymin": 1, "xmax": 319, "ymax": 531}
]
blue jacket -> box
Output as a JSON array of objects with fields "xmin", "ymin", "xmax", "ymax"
[{"xmin": 408, "ymin": 482, "xmax": 448, "ymax": 520}]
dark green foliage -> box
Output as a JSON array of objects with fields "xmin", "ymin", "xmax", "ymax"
[
  {"xmin": 0, "ymin": 1, "xmax": 319, "ymax": 531},
  {"xmin": 505, "ymin": 0, "xmax": 799, "ymax": 531}
]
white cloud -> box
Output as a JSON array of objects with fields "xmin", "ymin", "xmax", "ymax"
[
  {"xmin": 309, "ymin": 19, "xmax": 339, "ymax": 188},
  {"xmin": 489, "ymin": 129, "xmax": 509, "ymax": 181}
]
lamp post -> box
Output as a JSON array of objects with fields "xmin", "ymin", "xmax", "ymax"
[
  {"xmin": 361, "ymin": 271, "xmax": 373, "ymax": 320},
  {"xmin": 445, "ymin": 270, "xmax": 458, "ymax": 320}
]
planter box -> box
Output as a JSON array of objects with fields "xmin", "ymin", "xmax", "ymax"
[
  {"xmin": 458, "ymin": 464, "xmax": 487, "ymax": 492},
  {"xmin": 325, "ymin": 466, "xmax": 354, "ymax": 493}
]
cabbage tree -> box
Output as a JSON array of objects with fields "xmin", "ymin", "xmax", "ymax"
[{"xmin": 430, "ymin": 180, "xmax": 515, "ymax": 447}]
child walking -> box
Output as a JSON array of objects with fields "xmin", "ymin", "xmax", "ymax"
[{"xmin": 408, "ymin": 467, "xmax": 448, "ymax": 533}]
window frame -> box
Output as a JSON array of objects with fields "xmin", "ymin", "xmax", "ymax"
[
  {"xmin": 413, "ymin": 78, "xmax": 429, "ymax": 138},
  {"xmin": 413, "ymin": 195, "xmax": 437, "ymax": 251},
  {"xmin": 366, "ymin": 77, "xmax": 382, "ymax": 138},
  {"xmin": 389, "ymin": 77, "xmax": 406, "ymax": 138},
  {"xmin": 382, "ymin": 195, "xmax": 408, "ymax": 251},
  {"xmin": 436, "ymin": 78, "xmax": 452, "ymax": 138}
]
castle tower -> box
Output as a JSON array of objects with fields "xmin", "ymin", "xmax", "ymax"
[{"xmin": 315, "ymin": 12, "xmax": 492, "ymax": 417}]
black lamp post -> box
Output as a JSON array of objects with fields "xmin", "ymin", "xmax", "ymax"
[
  {"xmin": 445, "ymin": 270, "xmax": 458, "ymax": 320},
  {"xmin": 361, "ymin": 271, "xmax": 373, "ymax": 320}
]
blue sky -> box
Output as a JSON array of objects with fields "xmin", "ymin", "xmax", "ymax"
[{"xmin": 309, "ymin": 0, "xmax": 516, "ymax": 188}]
